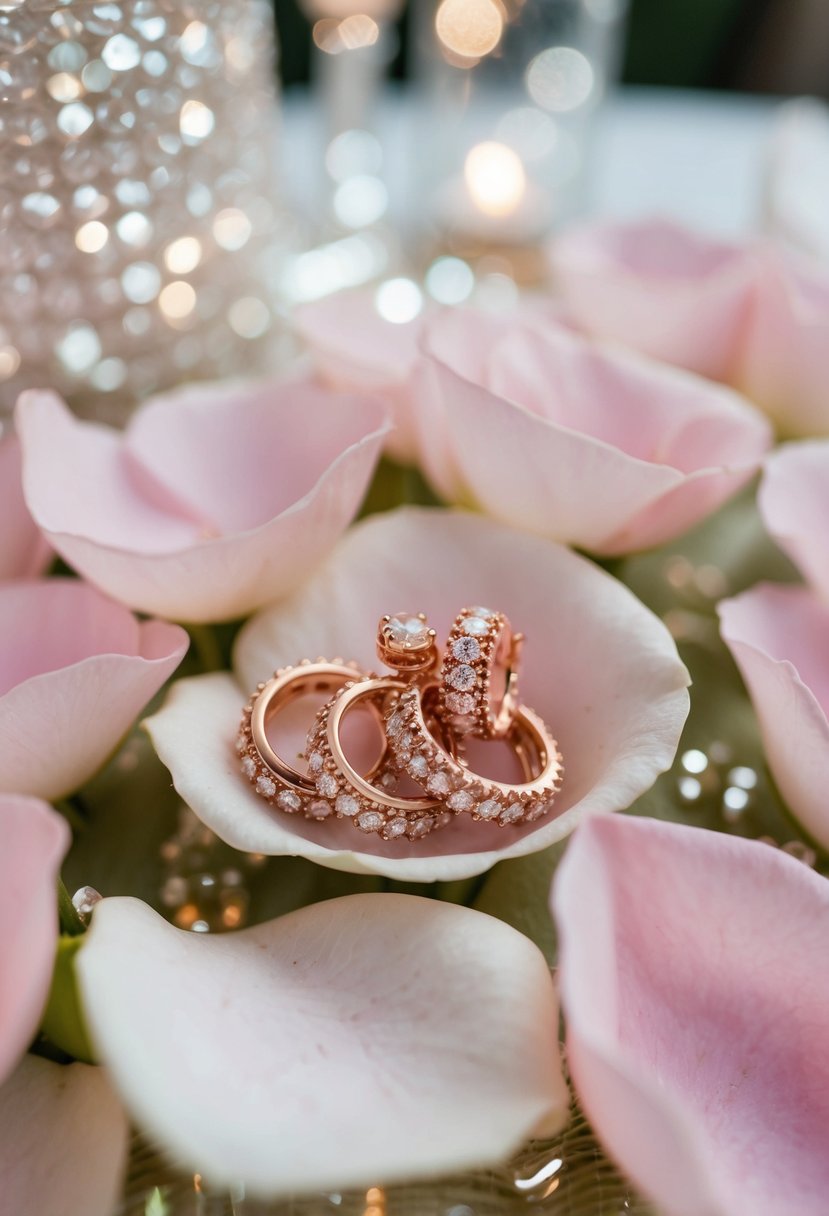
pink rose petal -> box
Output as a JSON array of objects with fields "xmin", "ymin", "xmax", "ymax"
[
  {"xmin": 0, "ymin": 796, "xmax": 69, "ymax": 1087},
  {"xmin": 0, "ymin": 432, "xmax": 50, "ymax": 580},
  {"xmin": 758, "ymin": 440, "xmax": 829, "ymax": 600},
  {"xmin": 17, "ymin": 383, "xmax": 389, "ymax": 622},
  {"xmin": 719, "ymin": 583, "xmax": 829, "ymax": 848},
  {"xmin": 77, "ymin": 893, "xmax": 567, "ymax": 1195},
  {"xmin": 554, "ymin": 813, "xmax": 829, "ymax": 1216},
  {"xmin": 146, "ymin": 508, "xmax": 689, "ymax": 881},
  {"xmin": 551, "ymin": 217, "xmax": 755, "ymax": 381},
  {"xmin": 0, "ymin": 580, "xmax": 188, "ymax": 799},
  {"xmin": 422, "ymin": 314, "xmax": 770, "ymax": 554},
  {"xmin": 0, "ymin": 1055, "xmax": 128, "ymax": 1216}
]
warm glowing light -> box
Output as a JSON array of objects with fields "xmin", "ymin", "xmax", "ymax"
[
  {"xmin": 464, "ymin": 141, "xmax": 526, "ymax": 217},
  {"xmin": 0, "ymin": 346, "xmax": 21, "ymax": 380},
  {"xmin": 47, "ymin": 72, "xmax": 82, "ymax": 102},
  {"xmin": 526, "ymin": 46, "xmax": 595, "ymax": 112},
  {"xmin": 435, "ymin": 0, "xmax": 503, "ymax": 60},
  {"xmin": 228, "ymin": 296, "xmax": 270, "ymax": 339},
  {"xmin": 213, "ymin": 207, "xmax": 252, "ymax": 251},
  {"xmin": 75, "ymin": 220, "xmax": 109, "ymax": 253},
  {"xmin": 164, "ymin": 236, "xmax": 202, "ymax": 274},
  {"xmin": 313, "ymin": 14, "xmax": 380, "ymax": 53},
  {"xmin": 159, "ymin": 281, "xmax": 196, "ymax": 320},
  {"xmin": 374, "ymin": 277, "xmax": 423, "ymax": 324}
]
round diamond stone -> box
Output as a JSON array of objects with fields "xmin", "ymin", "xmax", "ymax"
[
  {"xmin": 448, "ymin": 664, "xmax": 476, "ymax": 691},
  {"xmin": 277, "ymin": 789, "xmax": 302, "ymax": 813},
  {"xmin": 477, "ymin": 799, "xmax": 501, "ymax": 820},
  {"xmin": 452, "ymin": 636, "xmax": 481, "ymax": 662},
  {"xmin": 470, "ymin": 606, "xmax": 495, "ymax": 619},
  {"xmin": 307, "ymin": 799, "xmax": 332, "ymax": 819},
  {"xmin": 241, "ymin": 756, "xmax": 256, "ymax": 778},
  {"xmin": 500, "ymin": 802, "xmax": 524, "ymax": 824},
  {"xmin": 447, "ymin": 790, "xmax": 474, "ymax": 813},
  {"xmin": 408, "ymin": 754, "xmax": 428, "ymax": 779},
  {"xmin": 357, "ymin": 811, "xmax": 384, "ymax": 832},
  {"xmin": 256, "ymin": 775, "xmax": 276, "ymax": 798},
  {"xmin": 335, "ymin": 792, "xmax": 359, "ymax": 817},
  {"xmin": 307, "ymin": 751, "xmax": 324, "ymax": 773},
  {"xmin": 445, "ymin": 691, "xmax": 475, "ymax": 715},
  {"xmin": 410, "ymin": 816, "xmax": 435, "ymax": 837},
  {"xmin": 385, "ymin": 613, "xmax": 431, "ymax": 651},
  {"xmin": 316, "ymin": 773, "xmax": 338, "ymax": 798},
  {"xmin": 461, "ymin": 616, "xmax": 489, "ymax": 637},
  {"xmin": 426, "ymin": 771, "xmax": 451, "ymax": 797},
  {"xmin": 385, "ymin": 817, "xmax": 407, "ymax": 838}
]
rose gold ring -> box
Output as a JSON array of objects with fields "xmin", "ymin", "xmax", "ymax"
[
  {"xmin": 387, "ymin": 685, "xmax": 563, "ymax": 827},
  {"xmin": 438, "ymin": 606, "xmax": 523, "ymax": 739},
  {"xmin": 376, "ymin": 612, "xmax": 439, "ymax": 680},
  {"xmin": 304, "ymin": 675, "xmax": 461, "ymax": 841},
  {"xmin": 238, "ymin": 660, "xmax": 390, "ymax": 823}
]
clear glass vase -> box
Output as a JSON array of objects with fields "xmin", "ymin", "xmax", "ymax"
[{"xmin": 0, "ymin": 0, "xmax": 292, "ymax": 424}]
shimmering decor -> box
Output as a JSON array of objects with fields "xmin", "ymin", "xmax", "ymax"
[
  {"xmin": 0, "ymin": 0, "xmax": 291, "ymax": 423},
  {"xmin": 411, "ymin": 0, "xmax": 628, "ymax": 268}
]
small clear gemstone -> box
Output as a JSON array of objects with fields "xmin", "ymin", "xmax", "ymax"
[
  {"xmin": 500, "ymin": 802, "xmax": 524, "ymax": 824},
  {"xmin": 387, "ymin": 711, "xmax": 404, "ymax": 737},
  {"xmin": 385, "ymin": 818, "xmax": 407, "ymax": 838},
  {"xmin": 235, "ymin": 732, "xmax": 247, "ymax": 754},
  {"xmin": 408, "ymin": 754, "xmax": 429, "ymax": 779},
  {"xmin": 335, "ymin": 793, "xmax": 359, "ymax": 817},
  {"xmin": 357, "ymin": 811, "xmax": 384, "ymax": 832},
  {"xmin": 447, "ymin": 790, "xmax": 474, "ymax": 813},
  {"xmin": 470, "ymin": 606, "xmax": 495, "ymax": 619},
  {"xmin": 317, "ymin": 773, "xmax": 339, "ymax": 798},
  {"xmin": 445, "ymin": 691, "xmax": 475, "ymax": 715},
  {"xmin": 400, "ymin": 729, "xmax": 414, "ymax": 748},
  {"xmin": 478, "ymin": 799, "xmax": 501, "ymax": 820},
  {"xmin": 277, "ymin": 789, "xmax": 302, "ymax": 813},
  {"xmin": 426, "ymin": 771, "xmax": 451, "ymax": 797},
  {"xmin": 448, "ymin": 664, "xmax": 477, "ymax": 691},
  {"xmin": 241, "ymin": 756, "xmax": 256, "ymax": 778},
  {"xmin": 525, "ymin": 801, "xmax": 545, "ymax": 822},
  {"xmin": 307, "ymin": 751, "xmax": 324, "ymax": 773},
  {"xmin": 410, "ymin": 816, "xmax": 435, "ymax": 837},
  {"xmin": 256, "ymin": 775, "xmax": 276, "ymax": 798},
  {"xmin": 380, "ymin": 770, "xmax": 398, "ymax": 791},
  {"xmin": 308, "ymin": 799, "xmax": 332, "ymax": 819},
  {"xmin": 452, "ymin": 636, "xmax": 481, "ymax": 662},
  {"xmin": 385, "ymin": 613, "xmax": 431, "ymax": 651},
  {"xmin": 461, "ymin": 616, "xmax": 489, "ymax": 637}
]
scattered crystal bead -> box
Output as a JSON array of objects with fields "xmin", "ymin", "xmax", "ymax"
[
  {"xmin": 447, "ymin": 790, "xmax": 475, "ymax": 813},
  {"xmin": 461, "ymin": 616, "xmax": 489, "ymax": 637},
  {"xmin": 277, "ymin": 790, "xmax": 302, "ymax": 813},
  {"xmin": 256, "ymin": 775, "xmax": 275, "ymax": 798},
  {"xmin": 478, "ymin": 799, "xmax": 501, "ymax": 819},
  {"xmin": 335, "ymin": 793, "xmax": 359, "ymax": 817},
  {"xmin": 235, "ymin": 732, "xmax": 247, "ymax": 753},
  {"xmin": 317, "ymin": 773, "xmax": 338, "ymax": 798},
  {"xmin": 357, "ymin": 811, "xmax": 384, "ymax": 832},
  {"xmin": 72, "ymin": 885, "xmax": 102, "ymax": 921},
  {"xmin": 448, "ymin": 664, "xmax": 477, "ymax": 691},
  {"xmin": 452, "ymin": 637, "xmax": 481, "ymax": 662},
  {"xmin": 446, "ymin": 691, "xmax": 475, "ymax": 715}
]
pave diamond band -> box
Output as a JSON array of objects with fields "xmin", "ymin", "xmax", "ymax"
[{"xmin": 439, "ymin": 606, "xmax": 523, "ymax": 740}]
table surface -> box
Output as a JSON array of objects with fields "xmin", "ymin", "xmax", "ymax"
[{"xmin": 281, "ymin": 84, "xmax": 785, "ymax": 241}]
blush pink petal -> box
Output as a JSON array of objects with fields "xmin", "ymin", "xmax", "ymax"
[
  {"xmin": 16, "ymin": 384, "xmax": 389, "ymax": 622},
  {"xmin": 551, "ymin": 217, "xmax": 756, "ymax": 381},
  {"xmin": 738, "ymin": 252, "xmax": 829, "ymax": 437},
  {"xmin": 77, "ymin": 893, "xmax": 567, "ymax": 1195},
  {"xmin": 146, "ymin": 508, "xmax": 689, "ymax": 881},
  {"xmin": 422, "ymin": 315, "xmax": 770, "ymax": 555},
  {"xmin": 295, "ymin": 289, "xmax": 425, "ymax": 463},
  {"xmin": 0, "ymin": 796, "xmax": 69, "ymax": 1087},
  {"xmin": 0, "ymin": 432, "xmax": 50, "ymax": 580},
  {"xmin": 719, "ymin": 583, "xmax": 829, "ymax": 848},
  {"xmin": 0, "ymin": 1055, "xmax": 128, "ymax": 1216},
  {"xmin": 0, "ymin": 580, "xmax": 187, "ymax": 800},
  {"xmin": 758, "ymin": 440, "xmax": 829, "ymax": 597},
  {"xmin": 553, "ymin": 814, "xmax": 829, "ymax": 1216}
]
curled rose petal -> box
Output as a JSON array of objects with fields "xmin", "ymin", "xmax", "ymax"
[
  {"xmin": 0, "ymin": 580, "xmax": 187, "ymax": 799},
  {"xmin": 77, "ymin": 893, "xmax": 567, "ymax": 1194},
  {"xmin": 145, "ymin": 508, "xmax": 689, "ymax": 881},
  {"xmin": 551, "ymin": 217, "xmax": 755, "ymax": 381},
  {"xmin": 420, "ymin": 314, "xmax": 770, "ymax": 555},
  {"xmin": 0, "ymin": 1055, "xmax": 128, "ymax": 1216},
  {"xmin": 0, "ymin": 796, "xmax": 69, "ymax": 1087},
  {"xmin": 16, "ymin": 382, "xmax": 389, "ymax": 622},
  {"xmin": 0, "ymin": 432, "xmax": 50, "ymax": 580},
  {"xmin": 553, "ymin": 813, "xmax": 829, "ymax": 1216},
  {"xmin": 758, "ymin": 440, "xmax": 829, "ymax": 600},
  {"xmin": 719, "ymin": 583, "xmax": 829, "ymax": 848}
]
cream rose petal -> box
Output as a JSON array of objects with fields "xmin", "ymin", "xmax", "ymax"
[
  {"xmin": 16, "ymin": 385, "xmax": 389, "ymax": 622},
  {"xmin": 0, "ymin": 1055, "xmax": 128, "ymax": 1216},
  {"xmin": 0, "ymin": 795, "xmax": 69, "ymax": 1086},
  {"xmin": 758, "ymin": 439, "xmax": 829, "ymax": 598},
  {"xmin": 553, "ymin": 813, "xmax": 829, "ymax": 1216},
  {"xmin": 0, "ymin": 580, "xmax": 188, "ymax": 800},
  {"xmin": 146, "ymin": 508, "xmax": 689, "ymax": 881},
  {"xmin": 77, "ymin": 893, "xmax": 567, "ymax": 1195},
  {"xmin": 719, "ymin": 583, "xmax": 829, "ymax": 848}
]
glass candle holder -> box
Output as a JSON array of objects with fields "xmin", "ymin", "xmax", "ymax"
[
  {"xmin": 410, "ymin": 0, "xmax": 628, "ymax": 278},
  {"xmin": 0, "ymin": 0, "xmax": 292, "ymax": 424}
]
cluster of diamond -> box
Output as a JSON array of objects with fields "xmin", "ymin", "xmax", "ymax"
[
  {"xmin": 439, "ymin": 606, "xmax": 507, "ymax": 737},
  {"xmin": 386, "ymin": 687, "xmax": 559, "ymax": 828}
]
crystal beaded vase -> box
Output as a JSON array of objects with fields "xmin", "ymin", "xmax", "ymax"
[{"xmin": 0, "ymin": 0, "xmax": 291, "ymax": 423}]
